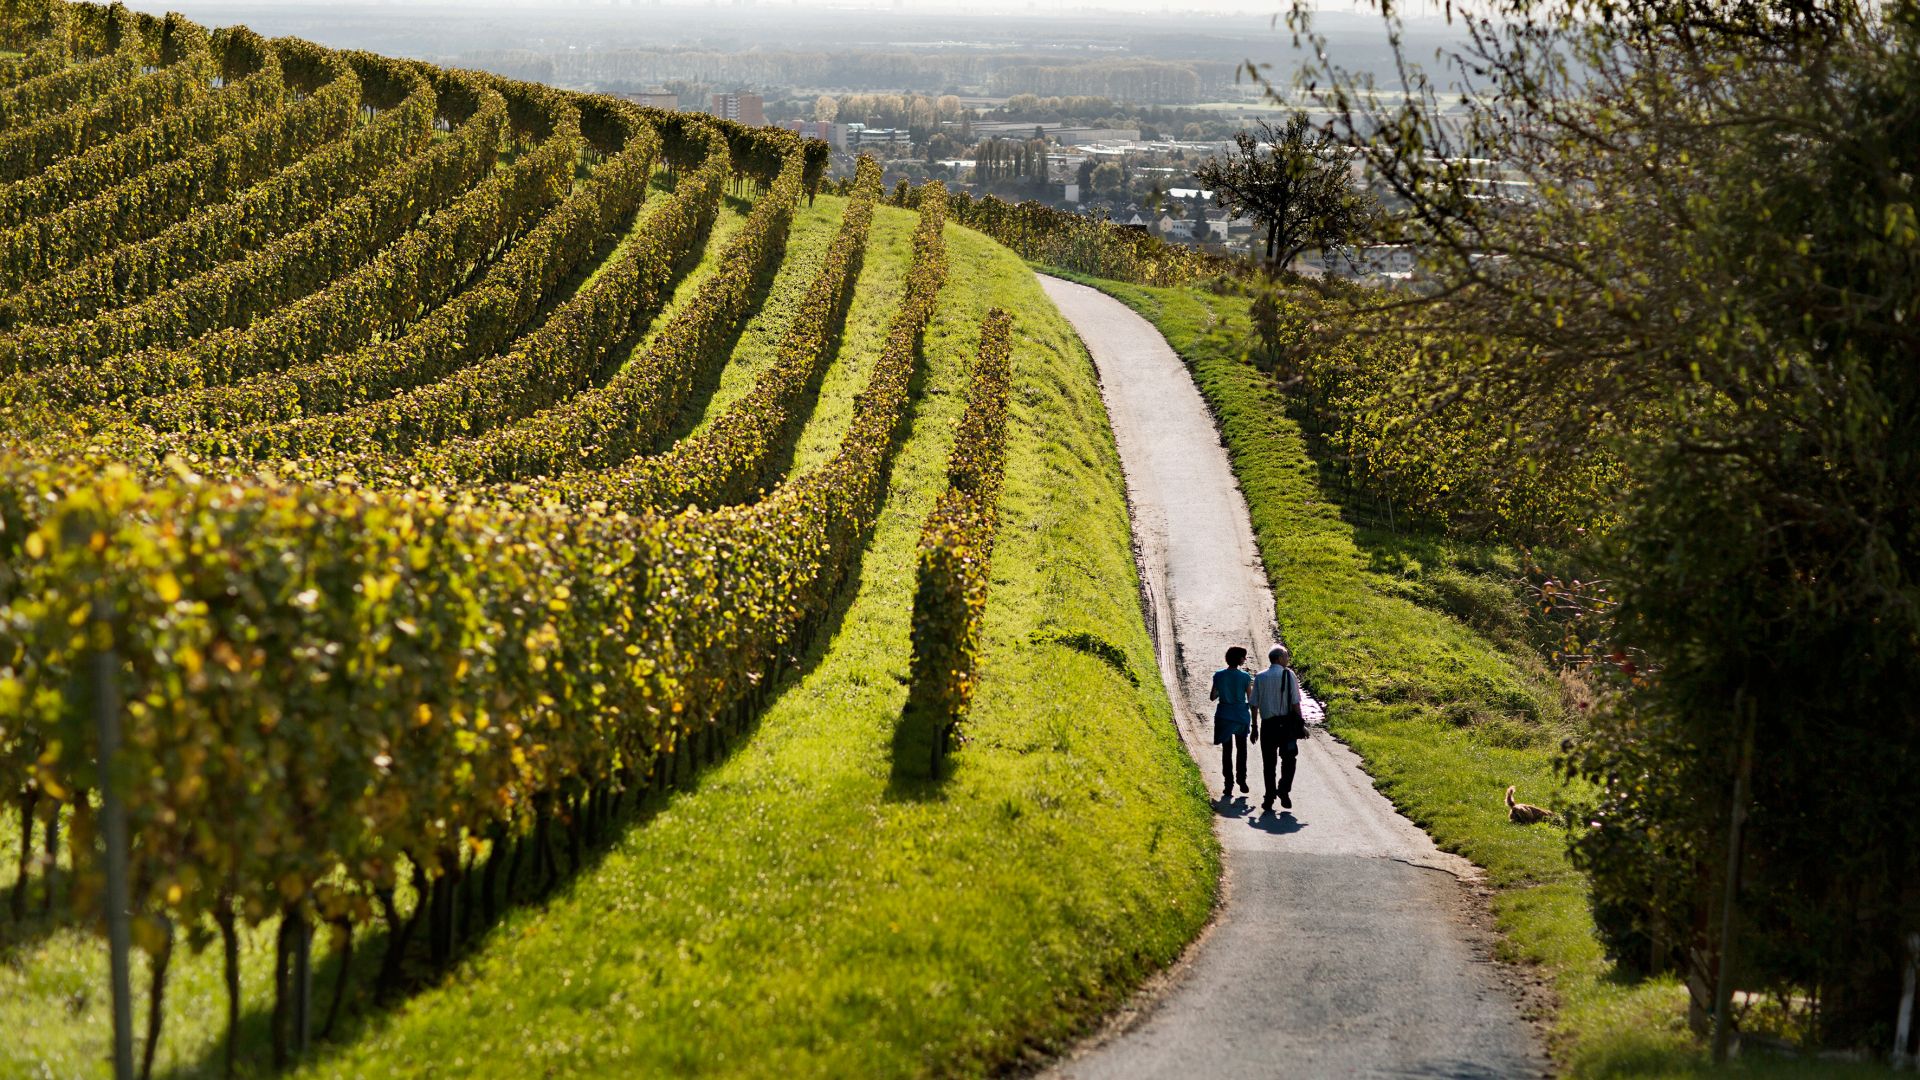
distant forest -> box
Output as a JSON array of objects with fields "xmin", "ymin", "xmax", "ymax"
[{"xmin": 453, "ymin": 48, "xmax": 1233, "ymax": 102}]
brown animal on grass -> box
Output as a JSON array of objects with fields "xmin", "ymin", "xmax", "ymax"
[{"xmin": 1506, "ymin": 786, "xmax": 1553, "ymax": 825}]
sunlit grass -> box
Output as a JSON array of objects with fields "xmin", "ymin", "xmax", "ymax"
[
  {"xmin": 783, "ymin": 204, "xmax": 914, "ymax": 475},
  {"xmin": 681, "ymin": 193, "xmax": 848, "ymax": 433}
]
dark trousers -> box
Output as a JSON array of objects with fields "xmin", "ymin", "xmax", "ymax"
[
  {"xmin": 1261, "ymin": 734, "xmax": 1298, "ymax": 801},
  {"xmin": 1219, "ymin": 732, "xmax": 1248, "ymax": 786}
]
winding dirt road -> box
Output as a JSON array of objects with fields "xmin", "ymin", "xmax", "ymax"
[{"xmin": 1038, "ymin": 276, "xmax": 1549, "ymax": 1079}]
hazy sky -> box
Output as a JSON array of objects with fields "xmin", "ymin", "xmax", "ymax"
[{"xmin": 145, "ymin": 0, "xmax": 1461, "ymax": 19}]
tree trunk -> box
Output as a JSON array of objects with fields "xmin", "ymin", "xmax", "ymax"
[
  {"xmin": 10, "ymin": 791, "xmax": 31, "ymax": 921},
  {"xmin": 40, "ymin": 803, "xmax": 58, "ymax": 914},
  {"xmin": 321, "ymin": 919, "xmax": 352, "ymax": 1039},
  {"xmin": 140, "ymin": 917, "xmax": 173, "ymax": 1080},
  {"xmin": 218, "ymin": 904, "xmax": 240, "ymax": 1080}
]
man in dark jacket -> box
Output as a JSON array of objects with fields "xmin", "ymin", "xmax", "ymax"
[{"xmin": 1250, "ymin": 645, "xmax": 1304, "ymax": 812}]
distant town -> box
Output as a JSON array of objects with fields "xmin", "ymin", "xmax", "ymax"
[
  {"xmin": 120, "ymin": 2, "xmax": 1468, "ymax": 284},
  {"xmin": 615, "ymin": 88, "xmax": 1421, "ymax": 283}
]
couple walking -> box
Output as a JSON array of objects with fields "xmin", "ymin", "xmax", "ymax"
[{"xmin": 1209, "ymin": 645, "xmax": 1306, "ymax": 812}]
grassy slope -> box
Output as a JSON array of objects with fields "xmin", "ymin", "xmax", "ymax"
[
  {"xmin": 599, "ymin": 193, "xmax": 752, "ymax": 371},
  {"xmin": 289, "ymin": 212, "xmax": 1215, "ymax": 1077},
  {"xmin": 784, "ymin": 203, "xmax": 912, "ymax": 473}
]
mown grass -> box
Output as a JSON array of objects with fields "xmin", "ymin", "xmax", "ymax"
[
  {"xmin": 784, "ymin": 202, "xmax": 913, "ymax": 474},
  {"xmin": 0, "ymin": 216, "xmax": 1217, "ymax": 1078},
  {"xmin": 681, "ymin": 193, "xmax": 848, "ymax": 433},
  {"xmin": 1053, "ymin": 273, "xmax": 1894, "ymax": 1080}
]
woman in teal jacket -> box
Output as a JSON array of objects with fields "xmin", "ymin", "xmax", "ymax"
[{"xmin": 1209, "ymin": 646, "xmax": 1254, "ymax": 800}]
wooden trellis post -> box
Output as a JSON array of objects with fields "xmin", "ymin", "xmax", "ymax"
[{"xmin": 93, "ymin": 599, "xmax": 134, "ymax": 1080}]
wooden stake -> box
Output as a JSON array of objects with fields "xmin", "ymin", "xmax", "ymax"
[
  {"xmin": 93, "ymin": 600, "xmax": 134, "ymax": 1080},
  {"xmin": 1710, "ymin": 694, "xmax": 1755, "ymax": 1064}
]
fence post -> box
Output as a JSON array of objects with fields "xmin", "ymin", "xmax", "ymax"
[
  {"xmin": 291, "ymin": 914, "xmax": 314, "ymax": 1054},
  {"xmin": 1710, "ymin": 692, "xmax": 1755, "ymax": 1064},
  {"xmin": 1894, "ymin": 932, "xmax": 1918, "ymax": 1069},
  {"xmin": 92, "ymin": 598, "xmax": 135, "ymax": 1080}
]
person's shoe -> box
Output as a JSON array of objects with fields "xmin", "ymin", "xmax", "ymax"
[
  {"xmin": 1238, "ymin": 780, "xmax": 1249, "ymax": 794},
  {"xmin": 1280, "ymin": 793, "xmax": 1292, "ymax": 809},
  {"xmin": 1221, "ymin": 782, "xmax": 1233, "ymax": 801},
  {"xmin": 1261, "ymin": 798, "xmax": 1273, "ymax": 814}
]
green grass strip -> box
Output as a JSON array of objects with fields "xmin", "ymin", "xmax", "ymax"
[
  {"xmin": 679, "ymin": 193, "xmax": 848, "ymax": 433},
  {"xmin": 785, "ymin": 203, "xmax": 914, "ymax": 475}
]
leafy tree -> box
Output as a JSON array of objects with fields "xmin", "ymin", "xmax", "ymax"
[
  {"xmin": 813, "ymin": 94, "xmax": 837, "ymax": 123},
  {"xmin": 1278, "ymin": 0, "xmax": 1920, "ymax": 1050},
  {"xmin": 1191, "ymin": 113, "xmax": 1371, "ymax": 270},
  {"xmin": 1089, "ymin": 161, "xmax": 1124, "ymax": 199}
]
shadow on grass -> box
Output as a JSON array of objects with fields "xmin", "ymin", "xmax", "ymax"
[
  {"xmin": 0, "ymin": 892, "xmax": 79, "ymax": 961},
  {"xmin": 2, "ymin": 820, "xmax": 81, "ymax": 962}
]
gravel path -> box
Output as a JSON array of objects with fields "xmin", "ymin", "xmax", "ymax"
[{"xmin": 1038, "ymin": 276, "xmax": 1549, "ymax": 1080}]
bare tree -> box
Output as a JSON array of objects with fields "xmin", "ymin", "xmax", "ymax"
[{"xmin": 1193, "ymin": 113, "xmax": 1371, "ymax": 270}]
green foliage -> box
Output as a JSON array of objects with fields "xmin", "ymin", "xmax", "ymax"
[
  {"xmin": 410, "ymin": 141, "xmax": 811, "ymax": 483},
  {"xmin": 897, "ymin": 307, "xmax": 1014, "ymax": 778},
  {"xmin": 0, "ymin": 1, "xmax": 140, "ymax": 134},
  {"xmin": 1250, "ymin": 284, "xmax": 1620, "ymax": 542},
  {"xmin": 941, "ymin": 187, "xmax": 1239, "ymax": 286},
  {"xmin": 0, "ymin": 57, "xmax": 484, "ymax": 376},
  {"xmin": 0, "ymin": 68, "xmax": 525, "ymax": 418},
  {"xmin": 125, "ymin": 96, "xmax": 659, "ymax": 432},
  {"xmin": 0, "ymin": 25, "xmax": 277, "ymax": 234},
  {"xmin": 0, "ymin": 34, "xmax": 359, "ymax": 290},
  {"xmin": 1190, "ymin": 113, "xmax": 1374, "ymax": 269},
  {"xmin": 0, "ymin": 11, "xmax": 208, "ymax": 187}
]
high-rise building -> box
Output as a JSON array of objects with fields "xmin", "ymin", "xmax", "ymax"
[{"xmin": 709, "ymin": 92, "xmax": 766, "ymax": 128}]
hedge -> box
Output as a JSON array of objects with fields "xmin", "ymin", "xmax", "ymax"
[
  {"xmin": 940, "ymin": 188, "xmax": 1242, "ymax": 287},
  {"xmin": 183, "ymin": 117, "xmax": 735, "ymax": 464},
  {"xmin": 409, "ymin": 142, "xmax": 813, "ymax": 484},
  {"xmin": 0, "ymin": 11, "xmax": 208, "ymax": 185},
  {"xmin": 0, "ymin": 56, "xmax": 457, "ymax": 373},
  {"xmin": 0, "ymin": 42, "xmax": 425, "ymax": 330},
  {"xmin": 0, "ymin": 33, "xmax": 359, "ymax": 290},
  {"xmin": 538, "ymin": 155, "xmax": 885, "ymax": 512},
  {"xmin": 0, "ymin": 24, "xmax": 280, "ymax": 234},
  {"xmin": 896, "ymin": 306, "xmax": 1014, "ymax": 777},
  {"xmin": 0, "ymin": 1, "xmax": 141, "ymax": 133},
  {"xmin": 130, "ymin": 95, "xmax": 661, "ymax": 433}
]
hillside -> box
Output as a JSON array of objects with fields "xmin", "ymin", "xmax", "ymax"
[{"xmin": 0, "ymin": 3, "xmax": 1215, "ymax": 1074}]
